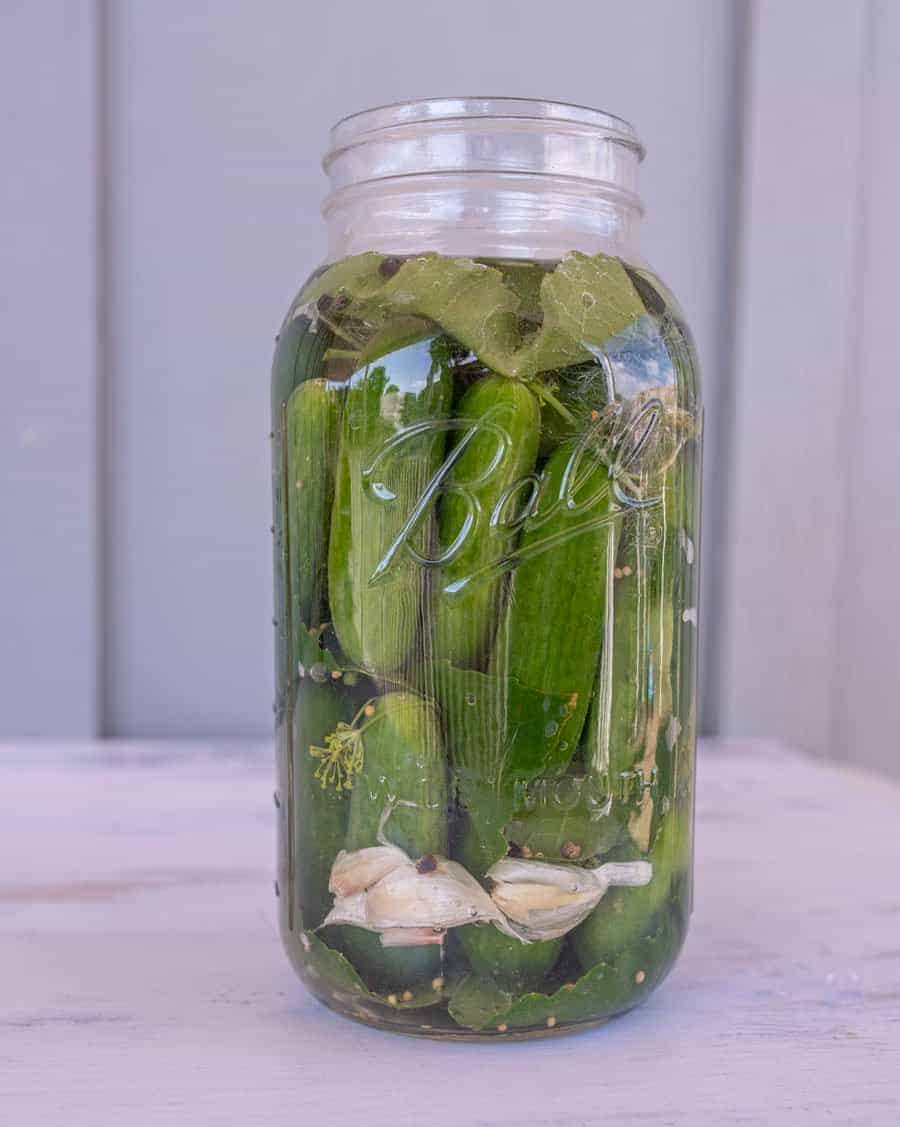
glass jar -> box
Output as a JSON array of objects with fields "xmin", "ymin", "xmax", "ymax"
[{"xmin": 272, "ymin": 98, "xmax": 701, "ymax": 1038}]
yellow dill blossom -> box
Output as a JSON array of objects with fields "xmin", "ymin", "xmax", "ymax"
[{"xmin": 309, "ymin": 723, "xmax": 365, "ymax": 791}]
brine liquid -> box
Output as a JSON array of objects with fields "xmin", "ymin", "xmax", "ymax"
[{"xmin": 272, "ymin": 252, "xmax": 701, "ymax": 1037}]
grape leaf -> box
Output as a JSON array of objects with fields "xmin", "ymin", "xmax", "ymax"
[
  {"xmin": 447, "ymin": 973, "xmax": 512, "ymax": 1031},
  {"xmin": 447, "ymin": 911, "xmax": 680, "ymax": 1032},
  {"xmin": 380, "ymin": 256, "xmax": 521, "ymax": 373},
  {"xmin": 288, "ymin": 922, "xmax": 447, "ymax": 1013},
  {"xmin": 298, "ymin": 251, "xmax": 646, "ymax": 382},
  {"xmin": 540, "ymin": 251, "xmax": 648, "ymax": 353},
  {"xmin": 298, "ymin": 253, "xmax": 387, "ymax": 306}
]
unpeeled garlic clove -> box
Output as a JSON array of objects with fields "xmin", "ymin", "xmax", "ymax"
[
  {"xmin": 328, "ymin": 844, "xmax": 412, "ymax": 897},
  {"xmin": 363, "ymin": 855, "xmax": 519, "ymax": 938},
  {"xmin": 488, "ymin": 857, "xmax": 602, "ymax": 894},
  {"xmin": 592, "ymin": 860, "xmax": 653, "ymax": 891},
  {"xmin": 490, "ymin": 881, "xmax": 600, "ymax": 941},
  {"xmin": 485, "ymin": 857, "xmax": 654, "ymax": 942}
]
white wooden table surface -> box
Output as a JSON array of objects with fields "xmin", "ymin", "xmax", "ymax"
[{"xmin": 2, "ymin": 740, "xmax": 899, "ymax": 1126}]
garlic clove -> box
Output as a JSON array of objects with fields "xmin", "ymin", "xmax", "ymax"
[
  {"xmin": 365, "ymin": 864, "xmax": 480, "ymax": 930},
  {"xmin": 491, "ymin": 880, "xmax": 598, "ymax": 921},
  {"xmin": 487, "ymin": 857, "xmax": 600, "ymax": 894},
  {"xmin": 361, "ymin": 854, "xmax": 521, "ymax": 939},
  {"xmin": 328, "ymin": 844, "xmax": 412, "ymax": 897},
  {"xmin": 484, "ymin": 856, "xmax": 654, "ymax": 942},
  {"xmin": 594, "ymin": 860, "xmax": 653, "ymax": 888}
]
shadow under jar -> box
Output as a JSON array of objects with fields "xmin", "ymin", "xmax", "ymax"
[{"xmin": 271, "ymin": 98, "xmax": 702, "ymax": 1039}]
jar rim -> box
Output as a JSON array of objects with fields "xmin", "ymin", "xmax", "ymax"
[{"xmin": 326, "ymin": 96, "xmax": 645, "ymax": 167}]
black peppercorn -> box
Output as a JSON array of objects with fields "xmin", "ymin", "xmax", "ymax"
[{"xmin": 379, "ymin": 255, "xmax": 403, "ymax": 279}]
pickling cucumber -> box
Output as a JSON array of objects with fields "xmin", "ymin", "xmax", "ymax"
[
  {"xmin": 271, "ymin": 313, "xmax": 331, "ymax": 417},
  {"xmin": 345, "ymin": 690, "xmax": 448, "ymax": 856},
  {"xmin": 328, "ymin": 337, "xmax": 453, "ymax": 675},
  {"xmin": 456, "ymin": 901, "xmax": 685, "ymax": 1033},
  {"xmin": 456, "ymin": 818, "xmax": 563, "ymax": 992},
  {"xmin": 571, "ymin": 808, "xmax": 690, "ymax": 971},
  {"xmin": 584, "ymin": 504, "xmax": 673, "ymax": 847},
  {"xmin": 615, "ymin": 459, "xmax": 687, "ymax": 852},
  {"xmin": 286, "ymin": 379, "xmax": 341, "ymax": 645},
  {"xmin": 457, "ymin": 924, "xmax": 562, "ymax": 995},
  {"xmin": 433, "ymin": 375, "xmax": 541, "ymax": 669},
  {"xmin": 278, "ymin": 678, "xmax": 350, "ymax": 940},
  {"xmin": 271, "ymin": 314, "xmax": 333, "ymax": 718},
  {"xmin": 334, "ymin": 691, "xmax": 448, "ymax": 993},
  {"xmin": 490, "ymin": 435, "xmax": 617, "ymax": 779}
]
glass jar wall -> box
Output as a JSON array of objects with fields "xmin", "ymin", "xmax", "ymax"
[{"xmin": 272, "ymin": 99, "xmax": 701, "ymax": 1038}]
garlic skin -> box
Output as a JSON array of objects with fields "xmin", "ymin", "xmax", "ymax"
[
  {"xmin": 321, "ymin": 839, "xmax": 653, "ymax": 946},
  {"xmin": 322, "ymin": 846, "xmax": 521, "ymax": 946},
  {"xmin": 328, "ymin": 845, "xmax": 411, "ymax": 897},
  {"xmin": 322, "ymin": 891, "xmax": 370, "ymax": 929},
  {"xmin": 486, "ymin": 858, "xmax": 654, "ymax": 941},
  {"xmin": 365, "ymin": 856, "xmax": 519, "ymax": 938},
  {"xmin": 379, "ymin": 927, "xmax": 444, "ymax": 948},
  {"xmin": 592, "ymin": 861, "xmax": 653, "ymax": 890},
  {"xmin": 487, "ymin": 859, "xmax": 602, "ymax": 941}
]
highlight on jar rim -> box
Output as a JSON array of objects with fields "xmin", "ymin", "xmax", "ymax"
[{"xmin": 271, "ymin": 97, "xmax": 701, "ymax": 1038}]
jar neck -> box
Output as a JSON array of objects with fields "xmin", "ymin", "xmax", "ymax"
[
  {"xmin": 322, "ymin": 99, "xmax": 645, "ymax": 264},
  {"xmin": 324, "ymin": 173, "xmax": 642, "ymax": 262}
]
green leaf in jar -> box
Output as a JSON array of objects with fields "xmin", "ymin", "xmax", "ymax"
[
  {"xmin": 284, "ymin": 918, "xmax": 450, "ymax": 1015},
  {"xmin": 380, "ymin": 256, "xmax": 522, "ymax": 373},
  {"xmin": 539, "ymin": 251, "xmax": 648, "ymax": 355},
  {"xmin": 298, "ymin": 250, "xmax": 647, "ymax": 382},
  {"xmin": 298, "ymin": 253, "xmax": 388, "ymax": 306},
  {"xmin": 447, "ymin": 973, "xmax": 512, "ymax": 1031},
  {"xmin": 447, "ymin": 909, "xmax": 682, "ymax": 1032}
]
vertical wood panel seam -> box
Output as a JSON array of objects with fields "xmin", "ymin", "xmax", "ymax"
[
  {"xmin": 95, "ymin": 0, "xmax": 112, "ymax": 736},
  {"xmin": 702, "ymin": 0, "xmax": 755, "ymax": 735},
  {"xmin": 830, "ymin": 0, "xmax": 876, "ymax": 762}
]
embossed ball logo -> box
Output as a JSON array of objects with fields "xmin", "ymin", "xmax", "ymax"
[{"xmin": 361, "ymin": 397, "xmax": 668, "ymax": 591}]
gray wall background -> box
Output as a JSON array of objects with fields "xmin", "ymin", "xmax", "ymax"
[{"xmin": 2, "ymin": 1, "xmax": 898, "ymax": 779}]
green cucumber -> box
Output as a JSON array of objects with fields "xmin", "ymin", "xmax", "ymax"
[
  {"xmin": 328, "ymin": 337, "xmax": 452, "ymax": 675},
  {"xmin": 607, "ymin": 524, "xmax": 655, "ymax": 770},
  {"xmin": 580, "ymin": 505, "xmax": 672, "ymax": 851},
  {"xmin": 571, "ymin": 808, "xmax": 691, "ymax": 970},
  {"xmin": 271, "ymin": 313, "xmax": 331, "ymax": 416},
  {"xmin": 616, "ymin": 460, "xmax": 688, "ymax": 851},
  {"xmin": 456, "ymin": 818, "xmax": 563, "ymax": 992},
  {"xmin": 428, "ymin": 659, "xmax": 579, "ymax": 870},
  {"xmin": 277, "ymin": 678, "xmax": 350, "ymax": 942},
  {"xmin": 432, "ymin": 427, "xmax": 615, "ymax": 989},
  {"xmin": 271, "ymin": 314, "xmax": 332, "ymax": 718},
  {"xmin": 456, "ymin": 925, "xmax": 562, "ymax": 995},
  {"xmin": 433, "ymin": 375, "xmax": 541, "ymax": 669},
  {"xmin": 431, "ymin": 656, "xmax": 579, "ymax": 989},
  {"xmin": 490, "ymin": 436, "xmax": 617, "ymax": 779},
  {"xmin": 286, "ymin": 379, "xmax": 341, "ymax": 645},
  {"xmin": 449, "ymin": 905, "xmax": 684, "ymax": 1032},
  {"xmin": 345, "ymin": 690, "xmax": 448, "ymax": 856},
  {"xmin": 334, "ymin": 690, "xmax": 448, "ymax": 993}
]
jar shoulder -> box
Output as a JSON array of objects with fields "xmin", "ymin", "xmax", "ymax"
[{"xmin": 272, "ymin": 250, "xmax": 702, "ymax": 410}]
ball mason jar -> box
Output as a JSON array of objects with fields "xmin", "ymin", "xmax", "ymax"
[{"xmin": 272, "ymin": 98, "xmax": 701, "ymax": 1038}]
